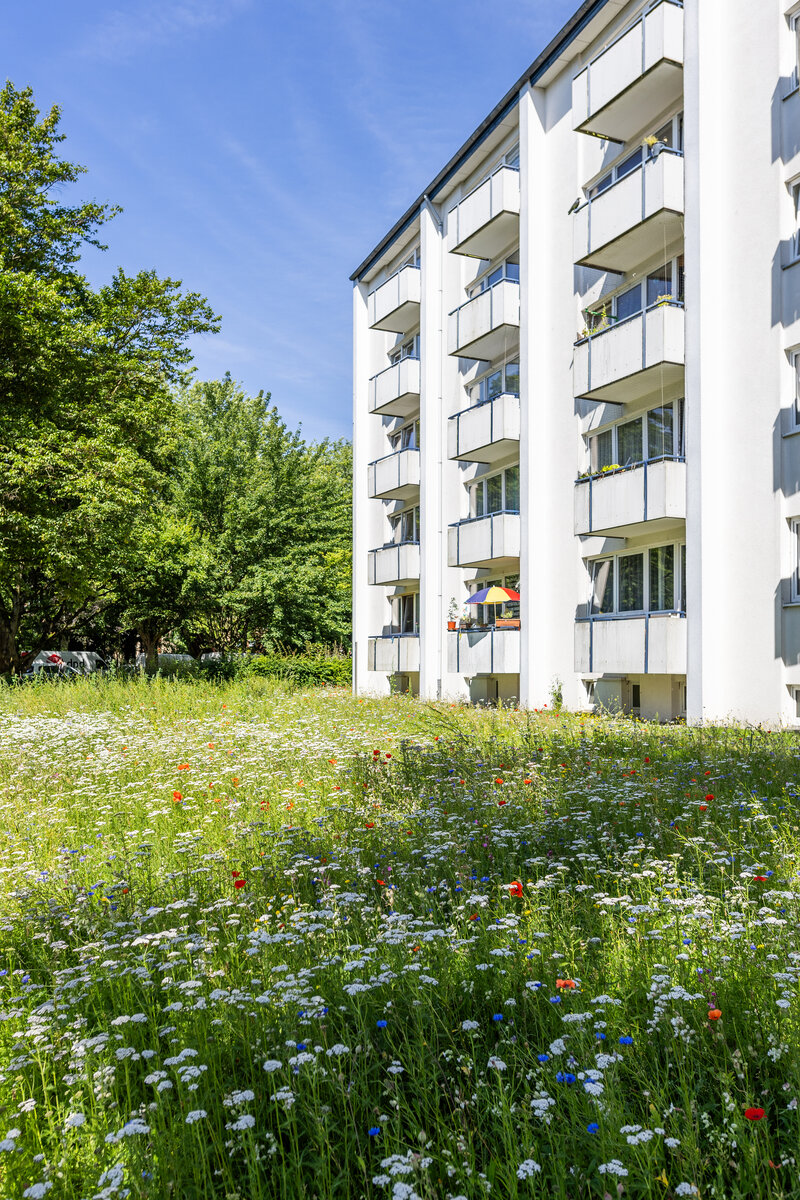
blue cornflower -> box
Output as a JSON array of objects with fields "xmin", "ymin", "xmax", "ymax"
[
  {"xmin": 493, "ymin": 1013, "xmax": 503, "ymax": 1022},
  {"xmin": 376, "ymin": 1020, "xmax": 388, "ymax": 1028},
  {"xmin": 595, "ymin": 1031, "xmax": 606, "ymax": 1040},
  {"xmin": 619, "ymin": 1035, "xmax": 633, "ymax": 1045},
  {"xmin": 587, "ymin": 1123, "xmax": 599, "ymax": 1134},
  {"xmin": 296, "ymin": 1043, "xmax": 307, "ymax": 1051},
  {"xmin": 549, "ymin": 996, "xmax": 561, "ymax": 1004},
  {"xmin": 682, "ymin": 938, "xmax": 692, "ymax": 945},
  {"xmin": 537, "ymin": 1054, "xmax": 549, "ymax": 1063},
  {"xmin": 556, "ymin": 1071, "xmax": 576, "ymax": 1084},
  {"xmin": 368, "ymin": 1126, "xmax": 380, "ymax": 1136}
]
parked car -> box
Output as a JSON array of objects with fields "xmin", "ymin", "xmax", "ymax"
[
  {"xmin": 23, "ymin": 660, "xmax": 83, "ymax": 682},
  {"xmin": 31, "ymin": 650, "xmax": 107, "ymax": 675}
]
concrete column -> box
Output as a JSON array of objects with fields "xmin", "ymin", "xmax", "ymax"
[
  {"xmin": 419, "ymin": 201, "xmax": 444, "ymax": 700},
  {"xmin": 684, "ymin": 0, "xmax": 784, "ymax": 723},
  {"xmin": 519, "ymin": 81, "xmax": 585, "ymax": 711},
  {"xmin": 352, "ymin": 282, "xmax": 390, "ymax": 696}
]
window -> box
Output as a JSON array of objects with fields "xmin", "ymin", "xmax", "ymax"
[
  {"xmin": 792, "ymin": 13, "xmax": 800, "ymax": 90},
  {"xmin": 390, "ymin": 420, "xmax": 420, "ymax": 452},
  {"xmin": 792, "ymin": 518, "xmax": 800, "ymax": 601},
  {"xmin": 587, "ymin": 115, "xmax": 683, "ymax": 200},
  {"xmin": 389, "ymin": 335, "xmax": 419, "ymax": 367},
  {"xmin": 469, "ymin": 465, "xmax": 520, "ymax": 517},
  {"xmin": 586, "ymin": 256, "xmax": 684, "ymax": 332},
  {"xmin": 470, "ymin": 573, "xmax": 520, "ymax": 626},
  {"xmin": 651, "ymin": 112, "xmax": 684, "ymax": 153},
  {"xmin": 588, "ymin": 402, "xmax": 682, "ymax": 472},
  {"xmin": 504, "ymin": 144, "xmax": 520, "ymax": 169},
  {"xmin": 392, "ymin": 593, "xmax": 418, "ymax": 635},
  {"xmin": 793, "ymin": 350, "xmax": 800, "ymax": 426},
  {"xmin": 792, "ymin": 181, "xmax": 800, "ymax": 261},
  {"xmin": 468, "ymin": 360, "xmax": 519, "ymax": 406},
  {"xmin": 468, "ymin": 256, "xmax": 519, "ymax": 299},
  {"xmin": 390, "ymin": 506, "xmax": 420, "ymax": 545},
  {"xmin": 589, "ymin": 544, "xmax": 684, "ymax": 615}
]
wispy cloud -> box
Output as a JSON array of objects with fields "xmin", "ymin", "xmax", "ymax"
[{"xmin": 79, "ymin": 0, "xmax": 251, "ymax": 61}]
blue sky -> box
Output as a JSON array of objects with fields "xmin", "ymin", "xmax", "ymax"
[{"xmin": 11, "ymin": 1, "xmax": 578, "ymax": 442}]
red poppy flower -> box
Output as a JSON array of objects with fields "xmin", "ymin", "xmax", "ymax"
[
  {"xmin": 508, "ymin": 881, "xmax": 523, "ymax": 898},
  {"xmin": 172, "ymin": 791, "xmax": 182, "ymax": 802},
  {"xmin": 498, "ymin": 799, "xmax": 507, "ymax": 806},
  {"xmin": 705, "ymin": 793, "xmax": 714, "ymax": 800},
  {"xmin": 754, "ymin": 876, "xmax": 768, "ymax": 882},
  {"xmin": 377, "ymin": 879, "xmax": 386, "ymax": 886},
  {"xmin": 231, "ymin": 870, "xmax": 241, "ymax": 878},
  {"xmin": 708, "ymin": 1008, "xmax": 722, "ymax": 1020},
  {"xmin": 234, "ymin": 879, "xmax": 245, "ymax": 889},
  {"xmin": 556, "ymin": 978, "xmax": 576, "ymax": 989},
  {"xmin": 496, "ymin": 778, "xmax": 504, "ymax": 785},
  {"xmin": 177, "ymin": 764, "xmax": 190, "ymax": 770},
  {"xmin": 699, "ymin": 804, "xmax": 707, "ymax": 812},
  {"xmin": 644, "ymin": 757, "xmax": 650, "ymax": 763},
  {"xmin": 744, "ymin": 1107, "xmax": 765, "ymax": 1121},
  {"xmin": 365, "ymin": 822, "xmax": 374, "ymax": 828},
  {"xmin": 469, "ymin": 913, "xmax": 479, "ymax": 921}
]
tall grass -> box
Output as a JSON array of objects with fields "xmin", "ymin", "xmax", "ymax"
[{"xmin": 0, "ymin": 682, "xmax": 799, "ymax": 1198}]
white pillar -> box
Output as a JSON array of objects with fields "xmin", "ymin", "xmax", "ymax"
[
  {"xmin": 519, "ymin": 81, "xmax": 585, "ymax": 711},
  {"xmin": 352, "ymin": 282, "xmax": 390, "ymax": 696},
  {"xmin": 419, "ymin": 200, "xmax": 445, "ymax": 700}
]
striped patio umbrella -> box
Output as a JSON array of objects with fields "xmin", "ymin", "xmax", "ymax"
[{"xmin": 465, "ymin": 586, "xmax": 520, "ymax": 624}]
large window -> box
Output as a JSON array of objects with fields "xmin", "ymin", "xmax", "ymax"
[
  {"xmin": 590, "ymin": 545, "xmax": 683, "ymax": 615},
  {"xmin": 389, "ymin": 506, "xmax": 419, "ymax": 545},
  {"xmin": 587, "ymin": 113, "xmax": 683, "ymax": 199},
  {"xmin": 793, "ymin": 350, "xmax": 800, "ymax": 427},
  {"xmin": 470, "ymin": 573, "xmax": 520, "ymax": 626},
  {"xmin": 792, "ymin": 518, "xmax": 800, "ymax": 602},
  {"xmin": 468, "ymin": 256, "xmax": 520, "ymax": 299},
  {"xmin": 392, "ymin": 593, "xmax": 419, "ymax": 635},
  {"xmin": 585, "ymin": 256, "xmax": 684, "ymax": 333},
  {"xmin": 792, "ymin": 12, "xmax": 800, "ymax": 90},
  {"xmin": 792, "ymin": 180, "xmax": 800, "ymax": 262},
  {"xmin": 469, "ymin": 465, "xmax": 520, "ymax": 517},
  {"xmin": 468, "ymin": 360, "xmax": 520, "ymax": 406},
  {"xmin": 589, "ymin": 402, "xmax": 683, "ymax": 473}
]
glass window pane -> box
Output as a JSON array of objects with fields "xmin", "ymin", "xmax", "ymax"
[
  {"xmin": 617, "ymin": 418, "xmax": 643, "ymax": 465},
  {"xmin": 653, "ymin": 120, "xmax": 673, "ymax": 147},
  {"xmin": 487, "ymin": 370, "xmax": 503, "ymax": 400},
  {"xmin": 504, "ymin": 145, "xmax": 520, "ymax": 168},
  {"xmin": 649, "ymin": 545, "xmax": 674, "ymax": 611},
  {"xmin": 473, "ymin": 484, "xmax": 484, "ymax": 518},
  {"xmin": 503, "ymin": 573, "xmax": 520, "ymax": 618},
  {"xmin": 504, "ymin": 362, "xmax": 520, "ymax": 395},
  {"xmin": 504, "ymin": 465, "xmax": 520, "ymax": 511},
  {"xmin": 505, "ymin": 260, "xmax": 520, "ymax": 282},
  {"xmin": 795, "ymin": 353, "xmax": 800, "ymax": 426},
  {"xmin": 590, "ymin": 172, "xmax": 613, "ymax": 198},
  {"xmin": 591, "ymin": 560, "xmax": 614, "ymax": 614},
  {"xmin": 592, "ymin": 429, "xmax": 614, "ymax": 472},
  {"xmin": 487, "ymin": 474, "xmax": 503, "ymax": 513},
  {"xmin": 618, "ymin": 554, "xmax": 644, "ymax": 612},
  {"xmin": 647, "ymin": 263, "xmax": 673, "ymax": 306},
  {"xmin": 617, "ymin": 148, "xmax": 643, "ymax": 178},
  {"xmin": 680, "ymin": 543, "xmax": 687, "ymax": 611},
  {"xmin": 616, "ymin": 284, "xmax": 643, "ymax": 322},
  {"xmin": 488, "ymin": 266, "xmax": 503, "ymax": 287},
  {"xmin": 647, "ymin": 405, "xmax": 673, "ymax": 459}
]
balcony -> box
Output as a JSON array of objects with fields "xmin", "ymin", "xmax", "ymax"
[
  {"xmin": 447, "ymin": 628, "xmax": 520, "ymax": 675},
  {"xmin": 572, "ymin": 0, "xmax": 684, "ymax": 142},
  {"xmin": 368, "ymin": 265, "xmax": 421, "ymax": 333},
  {"xmin": 575, "ymin": 612, "xmax": 687, "ymax": 675},
  {"xmin": 367, "ymin": 448, "xmax": 420, "ymax": 500},
  {"xmin": 447, "ymin": 511, "xmax": 520, "ymax": 569},
  {"xmin": 574, "ymin": 458, "xmax": 685, "ymax": 537},
  {"xmin": 448, "ymin": 394, "xmax": 520, "ymax": 463},
  {"xmin": 368, "ymin": 542, "xmax": 420, "ymax": 587},
  {"xmin": 574, "ymin": 150, "xmax": 684, "ymax": 274},
  {"xmin": 448, "ymin": 280, "xmax": 519, "ymax": 360},
  {"xmin": 368, "ymin": 358, "xmax": 420, "ymax": 418},
  {"xmin": 574, "ymin": 303, "xmax": 684, "ymax": 403},
  {"xmin": 368, "ymin": 635, "xmax": 420, "ymax": 674},
  {"xmin": 449, "ymin": 167, "xmax": 520, "ymax": 259}
]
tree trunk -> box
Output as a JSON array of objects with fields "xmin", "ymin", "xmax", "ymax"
[{"xmin": 138, "ymin": 624, "xmax": 161, "ymax": 674}]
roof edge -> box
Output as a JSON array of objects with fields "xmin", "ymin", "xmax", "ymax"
[{"xmin": 350, "ymin": 0, "xmax": 612, "ymax": 283}]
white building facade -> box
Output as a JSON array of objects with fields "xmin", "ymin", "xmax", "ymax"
[{"xmin": 352, "ymin": 0, "xmax": 800, "ymax": 725}]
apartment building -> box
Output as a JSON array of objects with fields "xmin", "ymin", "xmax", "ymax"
[{"xmin": 351, "ymin": 0, "xmax": 800, "ymax": 725}]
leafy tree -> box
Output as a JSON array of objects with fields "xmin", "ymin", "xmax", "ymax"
[
  {"xmin": 174, "ymin": 377, "xmax": 352, "ymax": 652},
  {"xmin": 0, "ymin": 82, "xmax": 219, "ymax": 674}
]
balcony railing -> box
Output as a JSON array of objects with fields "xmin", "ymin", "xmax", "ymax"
[
  {"xmin": 447, "ymin": 628, "xmax": 520, "ymax": 676},
  {"xmin": 575, "ymin": 610, "xmax": 686, "ymax": 675},
  {"xmin": 572, "ymin": 0, "xmax": 684, "ymax": 142},
  {"xmin": 367, "ymin": 448, "xmax": 420, "ymax": 500},
  {"xmin": 574, "ymin": 456, "xmax": 685, "ymax": 537},
  {"xmin": 448, "ymin": 166, "xmax": 520, "ymax": 259},
  {"xmin": 574, "ymin": 149, "xmax": 684, "ymax": 274},
  {"xmin": 367, "ymin": 541, "xmax": 420, "ymax": 586},
  {"xmin": 368, "ymin": 265, "xmax": 421, "ymax": 334},
  {"xmin": 448, "ymin": 280, "xmax": 520, "ymax": 360},
  {"xmin": 574, "ymin": 302, "xmax": 684, "ymax": 402},
  {"xmin": 447, "ymin": 510, "xmax": 520, "ymax": 568},
  {"xmin": 369, "ymin": 357, "xmax": 420, "ymax": 418},
  {"xmin": 368, "ymin": 634, "xmax": 420, "ymax": 674},
  {"xmin": 448, "ymin": 393, "xmax": 520, "ymax": 463}
]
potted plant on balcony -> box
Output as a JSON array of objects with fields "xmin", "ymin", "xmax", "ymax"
[
  {"xmin": 459, "ymin": 606, "xmax": 475, "ymax": 630},
  {"xmin": 447, "ymin": 598, "xmax": 458, "ymax": 631}
]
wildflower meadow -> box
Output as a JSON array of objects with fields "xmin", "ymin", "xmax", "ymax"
[{"xmin": 1, "ymin": 677, "xmax": 799, "ymax": 1199}]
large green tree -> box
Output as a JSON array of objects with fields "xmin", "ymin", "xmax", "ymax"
[
  {"xmin": 173, "ymin": 376, "xmax": 352, "ymax": 652},
  {"xmin": 0, "ymin": 83, "xmax": 219, "ymax": 673}
]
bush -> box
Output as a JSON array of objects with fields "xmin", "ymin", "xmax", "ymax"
[{"xmin": 245, "ymin": 652, "xmax": 350, "ymax": 687}]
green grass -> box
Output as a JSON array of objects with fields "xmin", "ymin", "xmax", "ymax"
[{"xmin": 0, "ymin": 677, "xmax": 799, "ymax": 1199}]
